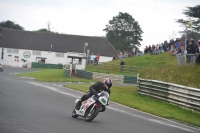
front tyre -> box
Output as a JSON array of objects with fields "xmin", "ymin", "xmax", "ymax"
[
  {"xmin": 85, "ymin": 106, "xmax": 100, "ymax": 122},
  {"xmin": 72, "ymin": 108, "xmax": 79, "ymax": 118}
]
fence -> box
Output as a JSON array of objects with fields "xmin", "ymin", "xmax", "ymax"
[
  {"xmin": 88, "ymin": 63, "xmax": 142, "ymax": 74},
  {"xmin": 64, "ymin": 69, "xmax": 71, "ymax": 77},
  {"xmin": 76, "ymin": 69, "xmax": 93, "ymax": 79},
  {"xmin": 31, "ymin": 62, "xmax": 63, "ymax": 69},
  {"xmin": 138, "ymin": 78, "xmax": 200, "ymax": 112},
  {"xmin": 124, "ymin": 76, "xmax": 137, "ymax": 84},
  {"xmin": 176, "ymin": 53, "xmax": 200, "ymax": 66},
  {"xmin": 74, "ymin": 69, "xmax": 137, "ymax": 84}
]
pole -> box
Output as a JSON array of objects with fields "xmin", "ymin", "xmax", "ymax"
[
  {"xmin": 184, "ymin": 26, "xmax": 187, "ymax": 64},
  {"xmin": 185, "ymin": 27, "xmax": 187, "ymax": 51}
]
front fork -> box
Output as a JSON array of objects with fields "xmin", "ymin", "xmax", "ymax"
[{"xmin": 89, "ymin": 103, "xmax": 101, "ymax": 113}]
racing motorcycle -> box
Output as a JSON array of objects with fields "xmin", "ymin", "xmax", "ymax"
[
  {"xmin": 0, "ymin": 65, "xmax": 3, "ymax": 72},
  {"xmin": 72, "ymin": 91, "xmax": 109, "ymax": 122}
]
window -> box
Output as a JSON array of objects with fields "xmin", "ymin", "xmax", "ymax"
[
  {"xmin": 7, "ymin": 48, "xmax": 19, "ymax": 54},
  {"xmin": 13, "ymin": 49, "xmax": 19, "ymax": 54},
  {"xmin": 7, "ymin": 49, "xmax": 12, "ymax": 53},
  {"xmin": 33, "ymin": 50, "xmax": 41, "ymax": 56},
  {"xmin": 56, "ymin": 52, "xmax": 64, "ymax": 57}
]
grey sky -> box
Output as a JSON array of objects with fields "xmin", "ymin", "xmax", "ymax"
[{"xmin": 0, "ymin": 0, "xmax": 199, "ymax": 50}]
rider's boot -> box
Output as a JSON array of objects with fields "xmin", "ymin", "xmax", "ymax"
[{"xmin": 75, "ymin": 100, "xmax": 82, "ymax": 110}]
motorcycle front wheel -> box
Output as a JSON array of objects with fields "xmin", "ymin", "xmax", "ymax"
[
  {"xmin": 72, "ymin": 108, "xmax": 79, "ymax": 118},
  {"xmin": 85, "ymin": 106, "xmax": 100, "ymax": 122}
]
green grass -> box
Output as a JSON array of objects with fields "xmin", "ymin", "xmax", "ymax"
[
  {"xmin": 16, "ymin": 69, "xmax": 96, "ymax": 82},
  {"xmin": 64, "ymin": 84, "xmax": 200, "ymax": 127},
  {"xmin": 140, "ymin": 63, "xmax": 200, "ymax": 88},
  {"xmin": 86, "ymin": 53, "xmax": 200, "ymax": 88},
  {"xmin": 111, "ymin": 52, "xmax": 177, "ymax": 68}
]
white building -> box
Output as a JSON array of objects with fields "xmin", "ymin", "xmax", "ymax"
[{"xmin": 0, "ymin": 29, "xmax": 118, "ymax": 69}]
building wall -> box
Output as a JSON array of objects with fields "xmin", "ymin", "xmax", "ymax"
[
  {"xmin": 0, "ymin": 47, "xmax": 113, "ymax": 69},
  {"xmin": 90, "ymin": 55, "xmax": 113, "ymax": 62},
  {"xmin": 0, "ymin": 47, "xmax": 69, "ymax": 67}
]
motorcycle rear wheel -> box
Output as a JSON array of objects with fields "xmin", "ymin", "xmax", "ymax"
[
  {"xmin": 85, "ymin": 106, "xmax": 100, "ymax": 122},
  {"xmin": 72, "ymin": 108, "xmax": 79, "ymax": 118}
]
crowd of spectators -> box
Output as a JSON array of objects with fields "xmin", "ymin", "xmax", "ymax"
[
  {"xmin": 144, "ymin": 39, "xmax": 185, "ymax": 55},
  {"xmin": 143, "ymin": 38, "xmax": 200, "ymax": 64},
  {"xmin": 87, "ymin": 53, "xmax": 100, "ymax": 65},
  {"xmin": 118, "ymin": 49, "xmax": 143, "ymax": 58}
]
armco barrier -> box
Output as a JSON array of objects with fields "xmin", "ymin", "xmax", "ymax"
[
  {"xmin": 76, "ymin": 69, "xmax": 93, "ymax": 79},
  {"xmin": 138, "ymin": 78, "xmax": 200, "ymax": 112},
  {"xmin": 124, "ymin": 76, "xmax": 137, "ymax": 84},
  {"xmin": 31, "ymin": 62, "xmax": 63, "ymax": 69},
  {"xmin": 64, "ymin": 69, "xmax": 71, "ymax": 77}
]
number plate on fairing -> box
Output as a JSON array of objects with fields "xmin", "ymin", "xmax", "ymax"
[{"xmin": 99, "ymin": 96, "xmax": 108, "ymax": 105}]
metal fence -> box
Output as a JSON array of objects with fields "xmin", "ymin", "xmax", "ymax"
[
  {"xmin": 72, "ymin": 69, "xmax": 137, "ymax": 84},
  {"xmin": 176, "ymin": 53, "xmax": 200, "ymax": 66},
  {"xmin": 64, "ymin": 69, "xmax": 71, "ymax": 77},
  {"xmin": 138, "ymin": 78, "xmax": 200, "ymax": 112},
  {"xmin": 76, "ymin": 69, "xmax": 93, "ymax": 79},
  {"xmin": 88, "ymin": 63, "xmax": 142, "ymax": 74},
  {"xmin": 31, "ymin": 62, "xmax": 63, "ymax": 69}
]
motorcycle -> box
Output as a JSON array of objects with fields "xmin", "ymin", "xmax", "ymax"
[
  {"xmin": 72, "ymin": 91, "xmax": 109, "ymax": 122},
  {"xmin": 0, "ymin": 65, "xmax": 3, "ymax": 72}
]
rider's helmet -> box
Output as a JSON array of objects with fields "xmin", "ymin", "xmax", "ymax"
[{"xmin": 103, "ymin": 78, "xmax": 112, "ymax": 89}]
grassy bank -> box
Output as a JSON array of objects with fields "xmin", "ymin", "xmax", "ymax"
[
  {"xmin": 16, "ymin": 69, "xmax": 96, "ymax": 82},
  {"xmin": 64, "ymin": 84, "xmax": 200, "ymax": 127},
  {"xmin": 86, "ymin": 53, "xmax": 200, "ymax": 88}
]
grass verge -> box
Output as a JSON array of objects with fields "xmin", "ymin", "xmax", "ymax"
[
  {"xmin": 64, "ymin": 84, "xmax": 200, "ymax": 127},
  {"xmin": 16, "ymin": 69, "xmax": 96, "ymax": 82}
]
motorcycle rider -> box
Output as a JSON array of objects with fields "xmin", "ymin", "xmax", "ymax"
[
  {"xmin": 75, "ymin": 78, "xmax": 112, "ymax": 110},
  {"xmin": 0, "ymin": 63, "xmax": 3, "ymax": 72}
]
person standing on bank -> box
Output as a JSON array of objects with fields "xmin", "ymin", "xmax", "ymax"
[
  {"xmin": 120, "ymin": 60, "xmax": 125, "ymax": 71},
  {"xmin": 186, "ymin": 40, "xmax": 196, "ymax": 63}
]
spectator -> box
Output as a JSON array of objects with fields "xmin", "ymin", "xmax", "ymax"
[
  {"xmin": 93, "ymin": 57, "xmax": 97, "ymax": 65},
  {"xmin": 176, "ymin": 40, "xmax": 181, "ymax": 51},
  {"xmin": 186, "ymin": 39, "xmax": 189, "ymax": 47},
  {"xmin": 169, "ymin": 40, "xmax": 172, "ymax": 51},
  {"xmin": 96, "ymin": 53, "xmax": 100, "ymax": 64},
  {"xmin": 197, "ymin": 40, "xmax": 200, "ymax": 53},
  {"xmin": 186, "ymin": 40, "xmax": 196, "ymax": 63},
  {"xmin": 132, "ymin": 48, "xmax": 135, "ymax": 57},
  {"xmin": 120, "ymin": 60, "xmax": 125, "ymax": 71},
  {"xmin": 196, "ymin": 41, "xmax": 200, "ymax": 64},
  {"xmin": 148, "ymin": 45, "xmax": 152, "ymax": 53},
  {"xmin": 90, "ymin": 53, "xmax": 94, "ymax": 63},
  {"xmin": 144, "ymin": 46, "xmax": 148, "ymax": 54},
  {"xmin": 87, "ymin": 54, "xmax": 91, "ymax": 64}
]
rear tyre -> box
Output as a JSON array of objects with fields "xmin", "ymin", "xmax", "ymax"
[
  {"xmin": 72, "ymin": 108, "xmax": 79, "ymax": 118},
  {"xmin": 85, "ymin": 106, "xmax": 100, "ymax": 122}
]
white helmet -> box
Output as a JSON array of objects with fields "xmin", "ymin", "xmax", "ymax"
[{"xmin": 103, "ymin": 78, "xmax": 112, "ymax": 88}]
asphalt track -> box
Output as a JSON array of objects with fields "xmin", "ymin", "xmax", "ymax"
[{"xmin": 0, "ymin": 67, "xmax": 199, "ymax": 133}]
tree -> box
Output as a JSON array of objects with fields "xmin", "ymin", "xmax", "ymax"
[
  {"xmin": 0, "ymin": 20, "xmax": 24, "ymax": 32},
  {"xmin": 176, "ymin": 5, "xmax": 200, "ymax": 32},
  {"xmin": 103, "ymin": 12, "xmax": 143, "ymax": 51},
  {"xmin": 37, "ymin": 28, "xmax": 49, "ymax": 32}
]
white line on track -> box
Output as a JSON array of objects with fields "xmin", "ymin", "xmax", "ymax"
[{"xmin": 28, "ymin": 81, "xmax": 198, "ymax": 133}]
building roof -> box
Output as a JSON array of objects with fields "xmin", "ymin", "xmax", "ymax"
[{"xmin": 0, "ymin": 28, "xmax": 118, "ymax": 57}]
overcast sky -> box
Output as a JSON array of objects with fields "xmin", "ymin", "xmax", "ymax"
[{"xmin": 0, "ymin": 0, "xmax": 199, "ymax": 50}]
